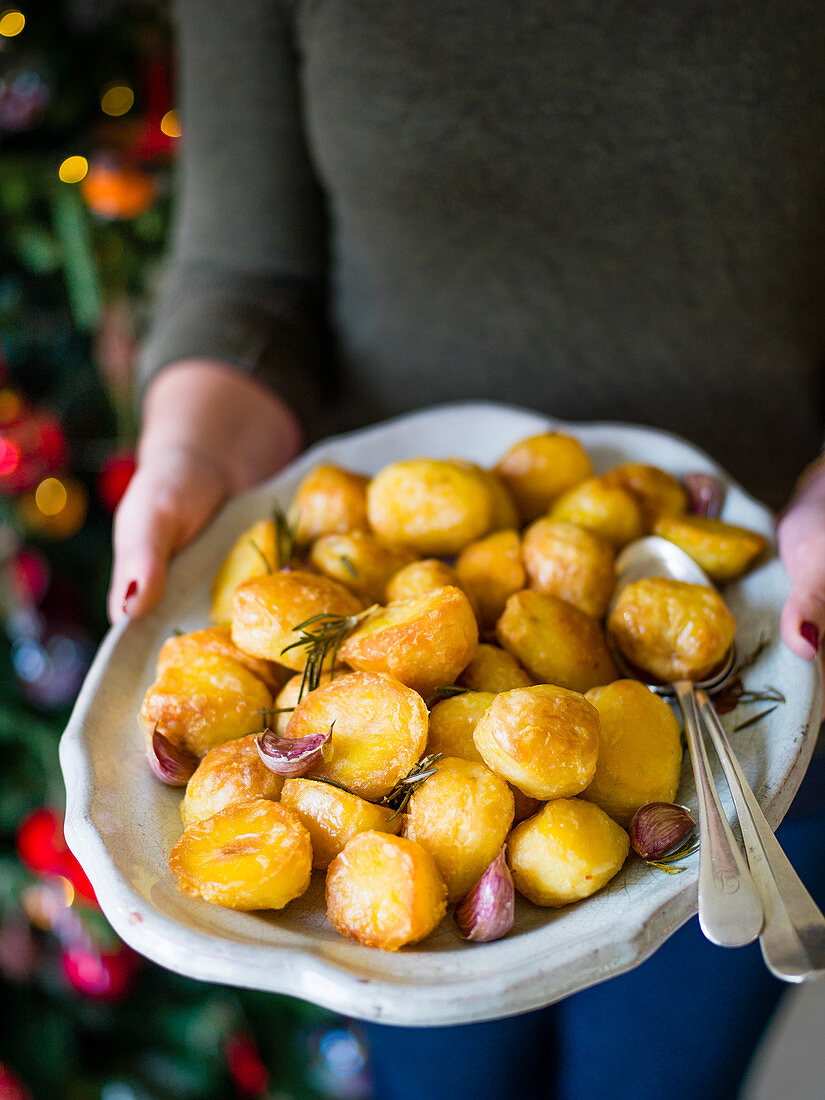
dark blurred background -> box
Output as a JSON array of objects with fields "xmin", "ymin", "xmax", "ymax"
[{"xmin": 0, "ymin": 3, "xmax": 370, "ymax": 1096}]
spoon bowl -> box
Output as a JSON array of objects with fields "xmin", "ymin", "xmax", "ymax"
[{"xmin": 608, "ymin": 536, "xmax": 763, "ymax": 948}]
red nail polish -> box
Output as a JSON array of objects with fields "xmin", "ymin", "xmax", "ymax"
[
  {"xmin": 122, "ymin": 580, "xmax": 138, "ymax": 614},
  {"xmin": 800, "ymin": 621, "xmax": 819, "ymax": 653}
]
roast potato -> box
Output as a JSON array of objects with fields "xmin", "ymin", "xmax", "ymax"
[
  {"xmin": 607, "ymin": 576, "xmax": 736, "ymax": 682},
  {"xmin": 652, "ymin": 515, "xmax": 767, "ymax": 582},
  {"xmin": 231, "ymin": 570, "xmax": 362, "ymax": 670},
  {"xmin": 290, "ymin": 464, "xmax": 370, "ymax": 546},
  {"xmin": 549, "ymin": 477, "xmax": 645, "ymax": 549},
  {"xmin": 473, "ymin": 684, "xmax": 600, "ymax": 800},
  {"xmin": 325, "ymin": 831, "xmax": 448, "ymax": 950},
  {"xmin": 169, "ymin": 799, "xmax": 312, "ymax": 910},
  {"xmin": 210, "ymin": 519, "xmax": 277, "ymax": 625},
  {"xmin": 601, "ymin": 463, "xmax": 689, "ymax": 527},
  {"xmin": 139, "ymin": 651, "xmax": 273, "ymax": 758},
  {"xmin": 385, "ymin": 558, "xmax": 461, "ymax": 604},
  {"xmin": 367, "ymin": 458, "xmax": 494, "ymax": 556},
  {"xmin": 180, "ymin": 733, "xmax": 284, "ymax": 828},
  {"xmin": 457, "ymin": 643, "xmax": 534, "ymax": 693},
  {"xmin": 284, "ymin": 671, "xmax": 429, "ymax": 801},
  {"xmin": 309, "ymin": 530, "xmax": 417, "ymax": 602},
  {"xmin": 507, "ymin": 797, "xmax": 629, "ymax": 907},
  {"xmin": 454, "ymin": 529, "xmax": 526, "ymax": 631},
  {"xmin": 496, "ymin": 589, "xmax": 618, "ymax": 693},
  {"xmin": 339, "ymin": 586, "xmax": 478, "ymax": 698},
  {"xmin": 426, "ymin": 691, "xmax": 497, "ymax": 762},
  {"xmin": 156, "ymin": 626, "xmax": 285, "ymax": 695},
  {"xmin": 581, "ymin": 679, "xmax": 683, "ymax": 826},
  {"xmin": 280, "ymin": 777, "xmax": 401, "ymax": 870},
  {"xmin": 494, "ymin": 431, "xmax": 593, "ymax": 522},
  {"xmin": 402, "ymin": 756, "xmax": 515, "ymax": 902},
  {"xmin": 522, "ymin": 519, "xmax": 616, "ymax": 618}
]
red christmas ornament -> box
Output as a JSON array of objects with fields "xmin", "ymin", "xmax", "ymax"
[
  {"xmin": 98, "ymin": 450, "xmax": 136, "ymax": 512},
  {"xmin": 10, "ymin": 549, "xmax": 50, "ymax": 606},
  {"xmin": 0, "ymin": 406, "xmax": 67, "ymax": 494},
  {"xmin": 61, "ymin": 941, "xmax": 140, "ymax": 1001},
  {"xmin": 224, "ymin": 1033, "xmax": 270, "ymax": 1098},
  {"xmin": 0, "ymin": 1061, "xmax": 31, "ymax": 1100},
  {"xmin": 15, "ymin": 807, "xmax": 97, "ymax": 904}
]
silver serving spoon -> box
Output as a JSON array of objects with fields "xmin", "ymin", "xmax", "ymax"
[{"xmin": 609, "ymin": 537, "xmax": 763, "ymax": 948}]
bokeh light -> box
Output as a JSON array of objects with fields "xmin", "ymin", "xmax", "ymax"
[
  {"xmin": 0, "ymin": 9, "xmax": 25, "ymax": 37},
  {"xmin": 160, "ymin": 108, "xmax": 181, "ymax": 137},
  {"xmin": 58, "ymin": 155, "xmax": 89, "ymax": 184},
  {"xmin": 100, "ymin": 83, "xmax": 134, "ymax": 117},
  {"xmin": 35, "ymin": 476, "xmax": 67, "ymax": 516}
]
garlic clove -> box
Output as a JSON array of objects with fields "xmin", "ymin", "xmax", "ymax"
[
  {"xmin": 256, "ymin": 722, "xmax": 334, "ymax": 777},
  {"xmin": 629, "ymin": 802, "xmax": 696, "ymax": 862},
  {"xmin": 684, "ymin": 473, "xmax": 725, "ymax": 520},
  {"xmin": 454, "ymin": 846, "xmax": 515, "ymax": 943},
  {"xmin": 148, "ymin": 725, "xmax": 199, "ymax": 786}
]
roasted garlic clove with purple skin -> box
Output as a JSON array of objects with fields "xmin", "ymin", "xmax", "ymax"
[
  {"xmin": 454, "ymin": 847, "xmax": 515, "ymax": 943},
  {"xmin": 256, "ymin": 723, "xmax": 334, "ymax": 778},
  {"xmin": 683, "ymin": 473, "xmax": 725, "ymax": 520},
  {"xmin": 629, "ymin": 802, "xmax": 696, "ymax": 862},
  {"xmin": 148, "ymin": 724, "xmax": 199, "ymax": 786}
]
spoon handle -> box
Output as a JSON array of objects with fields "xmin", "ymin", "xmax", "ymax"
[
  {"xmin": 672, "ymin": 680, "xmax": 763, "ymax": 947},
  {"xmin": 696, "ymin": 691, "xmax": 825, "ymax": 981}
]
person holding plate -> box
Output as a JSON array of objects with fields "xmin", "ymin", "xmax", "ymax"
[{"xmin": 109, "ymin": 2, "xmax": 825, "ymax": 1097}]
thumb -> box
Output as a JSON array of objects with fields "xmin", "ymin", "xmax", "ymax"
[
  {"xmin": 107, "ymin": 459, "xmax": 228, "ymax": 623},
  {"xmin": 777, "ymin": 495, "xmax": 825, "ymax": 659}
]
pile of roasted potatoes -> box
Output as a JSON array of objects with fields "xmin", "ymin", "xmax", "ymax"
[{"xmin": 138, "ymin": 431, "xmax": 767, "ymax": 951}]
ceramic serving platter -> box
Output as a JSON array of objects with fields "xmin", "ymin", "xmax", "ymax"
[{"xmin": 59, "ymin": 402, "xmax": 822, "ymax": 1026}]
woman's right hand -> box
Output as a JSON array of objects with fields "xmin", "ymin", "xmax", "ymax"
[{"xmin": 107, "ymin": 360, "xmax": 303, "ymax": 623}]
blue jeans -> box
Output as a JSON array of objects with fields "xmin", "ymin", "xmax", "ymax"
[{"xmin": 364, "ymin": 755, "xmax": 825, "ymax": 1100}]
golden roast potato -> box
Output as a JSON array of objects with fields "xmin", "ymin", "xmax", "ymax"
[
  {"xmin": 425, "ymin": 691, "xmax": 497, "ymax": 763},
  {"xmin": 522, "ymin": 519, "xmax": 616, "ymax": 618},
  {"xmin": 507, "ymin": 797, "xmax": 629, "ymax": 907},
  {"xmin": 454, "ymin": 529, "xmax": 526, "ymax": 631},
  {"xmin": 230, "ymin": 570, "xmax": 362, "ymax": 670},
  {"xmin": 496, "ymin": 590, "xmax": 618, "ymax": 693},
  {"xmin": 309, "ymin": 530, "xmax": 417, "ymax": 602},
  {"xmin": 139, "ymin": 651, "xmax": 273, "ymax": 757},
  {"xmin": 607, "ymin": 576, "xmax": 736, "ymax": 682},
  {"xmin": 290, "ymin": 463, "xmax": 370, "ymax": 546},
  {"xmin": 280, "ymin": 777, "xmax": 401, "ymax": 870},
  {"xmin": 271, "ymin": 667, "xmax": 348, "ymax": 734},
  {"xmin": 180, "ymin": 733, "xmax": 284, "ymax": 828},
  {"xmin": 473, "ymin": 684, "xmax": 600, "ymax": 800},
  {"xmin": 385, "ymin": 557, "xmax": 461, "ymax": 604},
  {"xmin": 156, "ymin": 626, "xmax": 285, "ymax": 695},
  {"xmin": 494, "ymin": 431, "xmax": 593, "ymax": 522},
  {"xmin": 457, "ymin": 643, "xmax": 534, "ymax": 693},
  {"xmin": 210, "ymin": 518, "xmax": 277, "ymax": 625},
  {"xmin": 601, "ymin": 463, "xmax": 689, "ymax": 527},
  {"xmin": 549, "ymin": 477, "xmax": 645, "ymax": 549},
  {"xmin": 169, "ymin": 799, "xmax": 312, "ymax": 910},
  {"xmin": 651, "ymin": 515, "xmax": 767, "ymax": 582},
  {"xmin": 284, "ymin": 671, "xmax": 429, "ymax": 801},
  {"xmin": 402, "ymin": 756, "xmax": 515, "ymax": 902},
  {"xmin": 338, "ymin": 586, "xmax": 478, "ymax": 698},
  {"xmin": 581, "ymin": 679, "xmax": 683, "ymax": 826},
  {"xmin": 367, "ymin": 458, "xmax": 494, "ymax": 556},
  {"xmin": 451, "ymin": 460, "xmax": 521, "ymax": 530},
  {"xmin": 325, "ymin": 831, "xmax": 448, "ymax": 950}
]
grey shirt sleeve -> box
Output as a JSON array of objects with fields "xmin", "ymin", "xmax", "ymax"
[{"xmin": 136, "ymin": 0, "xmax": 330, "ymax": 425}]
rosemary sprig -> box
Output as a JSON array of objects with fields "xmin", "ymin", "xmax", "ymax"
[
  {"xmin": 733, "ymin": 705, "xmax": 779, "ymax": 733},
  {"xmin": 273, "ymin": 503, "xmax": 299, "ymax": 570},
  {"xmin": 256, "ymin": 706, "xmax": 296, "ymax": 725},
  {"xmin": 381, "ymin": 753, "xmax": 443, "ymax": 820},
  {"xmin": 281, "ymin": 605, "xmax": 377, "ymax": 703},
  {"xmin": 425, "ymin": 684, "xmax": 475, "ymax": 708},
  {"xmin": 647, "ymin": 836, "xmax": 700, "ymax": 874},
  {"xmin": 304, "ymin": 774, "xmax": 356, "ymax": 795},
  {"xmin": 340, "ymin": 554, "xmax": 359, "ymax": 579},
  {"xmin": 249, "ymin": 538, "xmax": 274, "ymax": 575}
]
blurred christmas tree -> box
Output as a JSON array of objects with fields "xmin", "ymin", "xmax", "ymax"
[{"xmin": 0, "ymin": 3, "xmax": 372, "ymax": 1096}]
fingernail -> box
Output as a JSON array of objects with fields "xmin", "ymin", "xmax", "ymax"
[
  {"xmin": 801, "ymin": 621, "xmax": 820, "ymax": 653},
  {"xmin": 122, "ymin": 580, "xmax": 138, "ymax": 616}
]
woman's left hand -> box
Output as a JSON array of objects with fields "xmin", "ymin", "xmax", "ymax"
[{"xmin": 777, "ymin": 458, "xmax": 825, "ymax": 660}]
